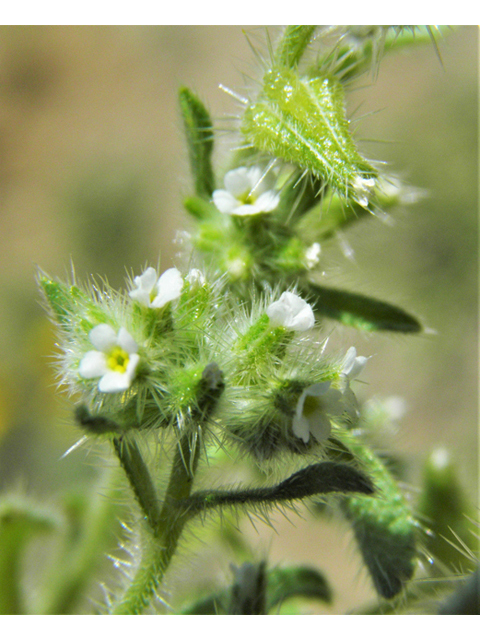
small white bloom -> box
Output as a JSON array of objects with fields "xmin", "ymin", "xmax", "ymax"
[
  {"xmin": 267, "ymin": 291, "xmax": 315, "ymax": 332},
  {"xmin": 341, "ymin": 346, "xmax": 369, "ymax": 380},
  {"xmin": 79, "ymin": 324, "xmax": 140, "ymax": 393},
  {"xmin": 305, "ymin": 242, "xmax": 321, "ymax": 269},
  {"xmin": 351, "ymin": 175, "xmax": 376, "ymax": 208},
  {"xmin": 293, "ymin": 382, "xmax": 345, "ymax": 443},
  {"xmin": 212, "ymin": 166, "xmax": 280, "ymax": 216},
  {"xmin": 185, "ymin": 268, "xmax": 206, "ymax": 287},
  {"xmin": 129, "ymin": 267, "xmax": 183, "ymax": 309}
]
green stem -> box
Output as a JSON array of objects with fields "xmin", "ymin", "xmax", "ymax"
[
  {"xmin": 113, "ymin": 435, "xmax": 162, "ymax": 533},
  {"xmin": 111, "ymin": 431, "xmax": 200, "ymax": 615}
]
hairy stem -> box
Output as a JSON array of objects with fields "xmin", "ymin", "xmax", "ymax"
[
  {"xmin": 111, "ymin": 431, "xmax": 200, "ymax": 615},
  {"xmin": 113, "ymin": 435, "xmax": 162, "ymax": 533}
]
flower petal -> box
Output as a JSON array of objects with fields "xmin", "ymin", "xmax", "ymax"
[
  {"xmin": 98, "ymin": 371, "xmax": 130, "ymax": 393},
  {"xmin": 224, "ymin": 167, "xmax": 257, "ymax": 197},
  {"xmin": 289, "ymin": 304, "xmax": 315, "ymax": 331},
  {"xmin": 136, "ymin": 267, "xmax": 158, "ymax": 290},
  {"xmin": 292, "ymin": 413, "xmax": 311, "ymax": 443},
  {"xmin": 117, "ymin": 328, "xmax": 138, "ymax": 354},
  {"xmin": 254, "ymin": 190, "xmax": 280, "ymax": 212},
  {"xmin": 78, "ymin": 350, "xmax": 108, "ymax": 379},
  {"xmin": 302, "ymin": 382, "xmax": 331, "ymax": 398},
  {"xmin": 232, "ymin": 203, "xmax": 263, "ymax": 216},
  {"xmin": 342, "ymin": 346, "xmax": 369, "ymax": 379},
  {"xmin": 125, "ymin": 353, "xmax": 140, "ymax": 381},
  {"xmin": 308, "ymin": 412, "xmax": 333, "ymax": 442},
  {"xmin": 151, "ymin": 267, "xmax": 183, "ymax": 309},
  {"xmin": 267, "ymin": 292, "xmax": 314, "ymax": 331},
  {"xmin": 89, "ymin": 324, "xmax": 117, "ymax": 351},
  {"xmin": 212, "ymin": 189, "xmax": 239, "ymax": 214},
  {"xmin": 129, "ymin": 267, "xmax": 158, "ymax": 306}
]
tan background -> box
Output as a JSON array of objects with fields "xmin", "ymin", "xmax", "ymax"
[{"xmin": 0, "ymin": 26, "xmax": 477, "ymax": 613}]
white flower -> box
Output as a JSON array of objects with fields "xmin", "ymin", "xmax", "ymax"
[
  {"xmin": 212, "ymin": 166, "xmax": 280, "ymax": 216},
  {"xmin": 266, "ymin": 291, "xmax": 315, "ymax": 332},
  {"xmin": 129, "ymin": 267, "xmax": 183, "ymax": 308},
  {"xmin": 79, "ymin": 324, "xmax": 140, "ymax": 393},
  {"xmin": 341, "ymin": 346, "xmax": 369, "ymax": 380},
  {"xmin": 292, "ymin": 382, "xmax": 345, "ymax": 444},
  {"xmin": 292, "ymin": 348, "xmax": 370, "ymax": 443}
]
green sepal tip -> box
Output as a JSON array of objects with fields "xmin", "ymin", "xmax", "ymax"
[{"xmin": 179, "ymin": 86, "xmax": 215, "ymax": 199}]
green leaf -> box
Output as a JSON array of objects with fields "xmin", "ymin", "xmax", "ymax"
[
  {"xmin": 267, "ymin": 565, "xmax": 332, "ymax": 611},
  {"xmin": 339, "ymin": 434, "xmax": 417, "ymax": 599},
  {"xmin": 179, "ymin": 86, "xmax": 215, "ymax": 198},
  {"xmin": 303, "ymin": 282, "xmax": 422, "ymax": 332},
  {"xmin": 183, "ymin": 461, "xmax": 374, "ymax": 521},
  {"xmin": 275, "ymin": 26, "xmax": 317, "ymax": 68},
  {"xmin": 241, "ymin": 67, "xmax": 376, "ymax": 202}
]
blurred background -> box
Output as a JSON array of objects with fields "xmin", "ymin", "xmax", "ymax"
[{"xmin": 0, "ymin": 26, "xmax": 477, "ymax": 613}]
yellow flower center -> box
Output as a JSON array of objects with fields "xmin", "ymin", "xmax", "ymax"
[
  {"xmin": 107, "ymin": 347, "xmax": 130, "ymax": 374},
  {"xmin": 240, "ymin": 190, "xmax": 256, "ymax": 205}
]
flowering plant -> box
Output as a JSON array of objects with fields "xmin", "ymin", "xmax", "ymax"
[{"xmin": 1, "ymin": 26, "xmax": 475, "ymax": 617}]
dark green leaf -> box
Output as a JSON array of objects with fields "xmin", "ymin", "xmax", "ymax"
[
  {"xmin": 183, "ymin": 462, "xmax": 374, "ymax": 520},
  {"xmin": 304, "ymin": 282, "xmax": 422, "ymax": 332}
]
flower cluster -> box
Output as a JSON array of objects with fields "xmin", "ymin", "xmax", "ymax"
[{"xmin": 42, "ymin": 267, "xmax": 368, "ymax": 457}]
